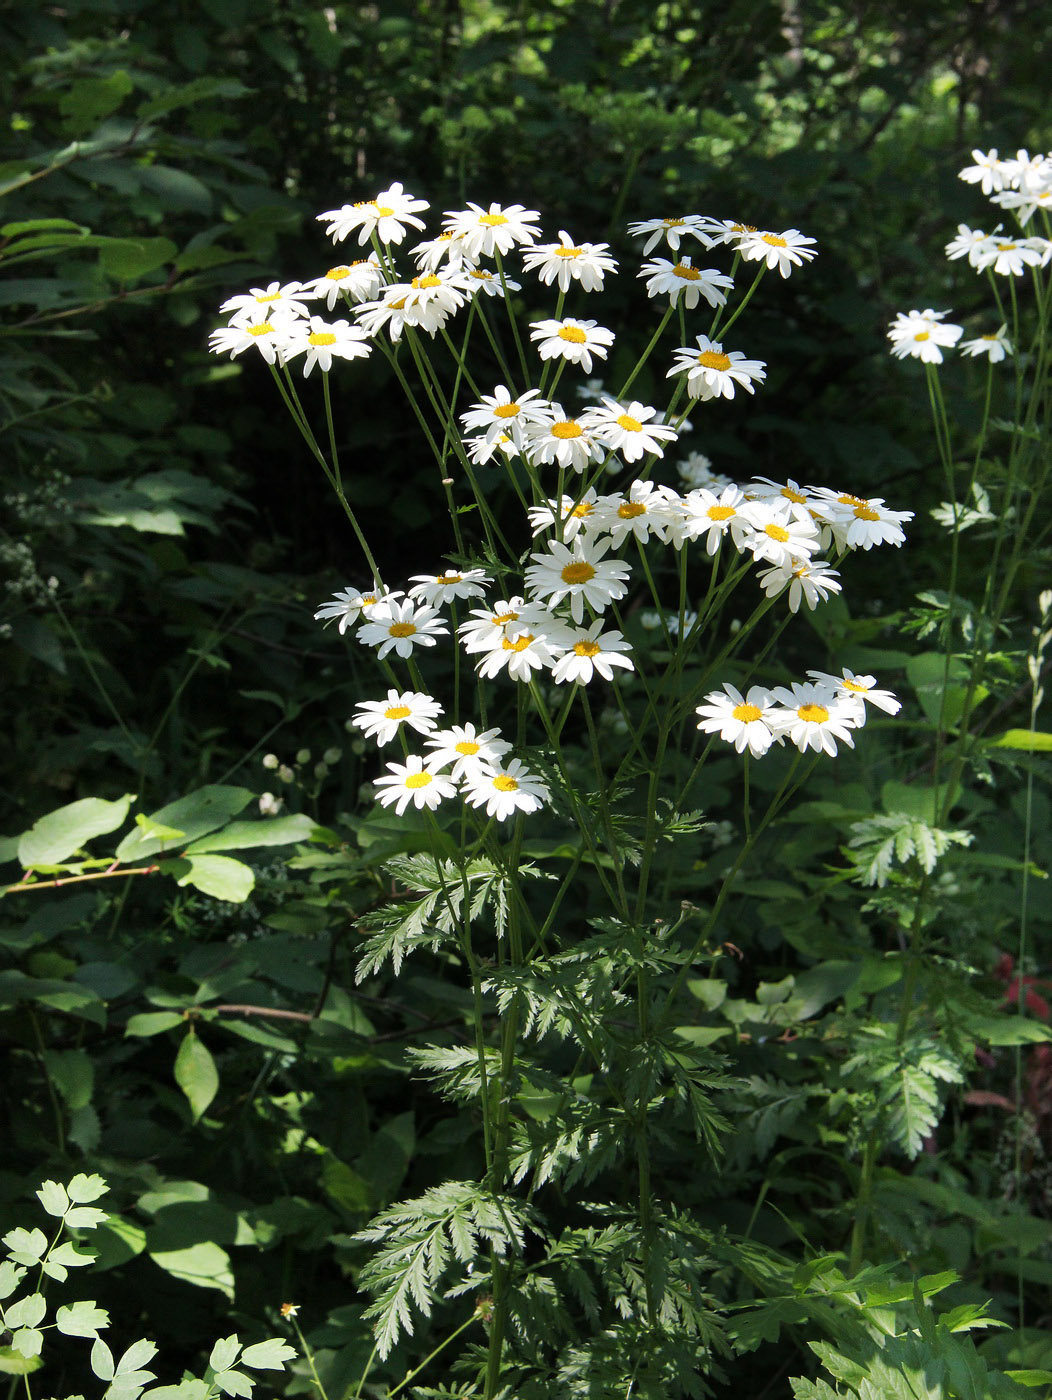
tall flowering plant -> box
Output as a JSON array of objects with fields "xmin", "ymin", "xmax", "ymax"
[{"xmin": 210, "ymin": 188, "xmax": 912, "ymax": 1395}]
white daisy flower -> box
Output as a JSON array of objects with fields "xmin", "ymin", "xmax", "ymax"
[
  {"xmin": 464, "ymin": 431, "xmax": 520, "ymax": 465},
  {"xmin": 529, "ymin": 317, "xmax": 615, "ymax": 375},
  {"xmin": 757, "ymin": 559, "xmax": 842, "ymax": 613},
  {"xmin": 356, "ymin": 599, "xmax": 449, "ymax": 659},
  {"xmin": 695, "ymin": 684, "xmax": 780, "ymax": 757},
  {"xmin": 627, "ymin": 215, "xmax": 715, "ymax": 256},
  {"xmin": 769, "ymin": 681, "xmax": 859, "ymax": 756},
  {"xmin": 461, "ymin": 266, "xmax": 521, "ymax": 298},
  {"xmin": 958, "ymin": 148, "xmax": 1010, "ymax": 195},
  {"xmin": 460, "ymin": 385, "xmax": 551, "ymax": 448},
  {"xmin": 701, "ymin": 218, "xmax": 759, "ymax": 247},
  {"xmin": 743, "ymin": 477, "xmax": 813, "ymax": 509},
  {"xmin": 403, "ymin": 271, "xmax": 470, "ymax": 316},
  {"xmin": 407, "ymin": 569, "xmax": 491, "ymax": 606},
  {"xmin": 317, "ymin": 183, "xmax": 429, "ymax": 246},
  {"xmin": 525, "ymin": 405, "xmax": 606, "ymax": 473},
  {"xmin": 525, "ymin": 536, "xmax": 631, "ymax": 624},
  {"xmin": 302, "ymin": 258, "xmax": 385, "ymax": 309},
  {"xmin": 638, "ymin": 255, "xmax": 734, "ymax": 309},
  {"xmin": 678, "ymin": 485, "xmax": 750, "ymax": 554},
  {"xmin": 992, "ymin": 184, "xmax": 1052, "ymax": 225},
  {"xmin": 584, "ymin": 398, "xmax": 679, "ymax": 462},
  {"xmin": 442, "ymin": 201, "xmax": 542, "ymax": 260},
  {"xmin": 737, "ymin": 499, "xmax": 820, "ymax": 567},
  {"xmin": 373, "ymin": 754, "xmax": 458, "ymax": 815},
  {"xmin": 351, "ymin": 690, "xmax": 444, "ymax": 747},
  {"xmin": 550, "ymin": 621, "xmax": 634, "ymax": 685},
  {"xmin": 475, "ymin": 621, "xmax": 566, "ymax": 682},
  {"xmin": 972, "ymin": 236, "xmax": 1044, "ymax": 277},
  {"xmin": 220, "ymin": 281, "xmax": 311, "ymax": 325},
  {"xmin": 462, "ymin": 758, "xmax": 550, "ymax": 820},
  {"xmin": 590, "ymin": 480, "xmax": 679, "ymax": 547},
  {"xmin": 667, "ymin": 335, "xmax": 767, "ymax": 400},
  {"xmin": 887, "ymin": 309, "xmax": 963, "ymax": 364},
  {"xmin": 521, "ymin": 229, "xmax": 618, "ymax": 293},
  {"xmin": 737, "ymin": 228, "xmax": 817, "ymax": 278},
  {"xmin": 806, "ymin": 668, "xmax": 901, "ymax": 718},
  {"xmin": 944, "ymin": 224, "xmax": 989, "ymax": 264},
  {"xmin": 283, "ymin": 317, "xmax": 372, "ymax": 377},
  {"xmin": 959, "ymin": 326, "xmax": 1013, "ymax": 362},
  {"xmin": 313, "ymin": 583, "xmax": 403, "ymax": 633},
  {"xmin": 208, "ymin": 316, "xmax": 297, "ymax": 366},
  {"xmin": 458, "ymin": 596, "xmax": 529, "ymax": 654},
  {"xmin": 424, "ymin": 723, "xmax": 512, "ymax": 780},
  {"xmin": 354, "ymin": 286, "xmax": 415, "ymax": 341},
  {"xmin": 826, "ymin": 495, "xmax": 914, "ymax": 551},
  {"xmin": 526, "ymin": 489, "xmax": 602, "ymax": 540},
  {"xmin": 411, "ymin": 230, "xmax": 472, "ymax": 272}
]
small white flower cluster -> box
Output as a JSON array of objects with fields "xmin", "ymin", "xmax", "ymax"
[
  {"xmin": 696, "ymin": 670, "xmax": 901, "ymax": 759},
  {"xmin": 887, "ymin": 145, "xmax": 1052, "ymax": 366},
  {"xmin": 349, "ymin": 690, "xmax": 549, "ymax": 821}
]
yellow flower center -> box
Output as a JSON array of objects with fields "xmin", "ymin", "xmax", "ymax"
[
  {"xmin": 551, "ymin": 420, "xmax": 583, "ymax": 439},
  {"xmin": 308, "ymin": 332, "xmax": 337, "ymax": 346},
  {"xmin": 996, "ymin": 241, "xmax": 1016, "ymax": 251},
  {"xmin": 618, "ymin": 502, "xmax": 647, "ymax": 519},
  {"xmin": 555, "ymin": 245, "xmax": 585, "ymax": 258},
  {"xmin": 470, "ymin": 270, "xmax": 494, "ymax": 280},
  {"xmin": 502, "ymin": 632, "xmax": 534, "ymax": 652},
  {"xmin": 981, "ymin": 333, "xmax": 999, "ymax": 341},
  {"xmin": 573, "ymin": 640, "xmax": 601, "ymax": 657},
  {"xmin": 493, "ymin": 774, "xmax": 519, "ymax": 792},
  {"xmin": 706, "ymin": 505, "xmax": 736, "ymax": 521},
  {"xmin": 255, "ymin": 292, "xmax": 280, "ymax": 303},
  {"xmin": 797, "ymin": 703, "xmax": 829, "ymax": 723},
  {"xmin": 561, "ymin": 562, "xmax": 595, "ymax": 585},
  {"xmin": 479, "ymin": 212, "xmax": 508, "ymax": 226},
  {"xmin": 837, "ymin": 493, "xmax": 867, "ymax": 507},
  {"xmin": 493, "ymin": 610, "xmax": 519, "ymax": 626},
  {"xmin": 362, "ymin": 594, "xmax": 379, "ymax": 606},
  {"xmin": 248, "ymin": 322, "xmax": 276, "ymax": 337},
  {"xmin": 372, "ymin": 203, "xmax": 394, "ymax": 217},
  {"xmin": 854, "ymin": 506, "xmax": 880, "ymax": 521},
  {"xmin": 673, "ymin": 262, "xmax": 701, "ymax": 280},
  {"xmin": 437, "ymin": 573, "xmax": 463, "ymax": 584},
  {"xmin": 558, "ymin": 326, "xmax": 588, "ymax": 344},
  {"xmin": 761, "ymin": 233, "xmax": 788, "ymax": 247},
  {"xmin": 913, "ymin": 330, "xmax": 931, "ymax": 342},
  {"xmin": 389, "ymin": 296, "xmax": 408, "ymax": 310},
  {"xmin": 842, "ymin": 679, "xmax": 868, "ymax": 693},
  {"xmin": 571, "ymin": 501, "xmax": 594, "ymax": 518},
  {"xmin": 384, "ymin": 705, "xmax": 411, "ymax": 720},
  {"xmin": 493, "ymin": 402, "xmax": 521, "ymax": 418},
  {"xmin": 697, "ymin": 350, "xmax": 732, "ymax": 370},
  {"xmin": 412, "ymin": 274, "xmax": 442, "ymax": 289},
  {"xmin": 732, "ymin": 703, "xmax": 762, "ymax": 723},
  {"xmin": 405, "ymin": 771, "xmax": 433, "ymax": 789},
  {"xmin": 781, "ymin": 486, "xmax": 807, "ymax": 503},
  {"xmin": 764, "ymin": 523, "xmax": 790, "ymax": 542},
  {"xmin": 662, "ymin": 217, "xmax": 685, "ymax": 228},
  {"xmin": 325, "ymin": 266, "xmax": 351, "ymax": 280},
  {"xmin": 388, "ymin": 622, "xmax": 417, "ymax": 637},
  {"xmin": 732, "ymin": 222, "xmax": 758, "ymax": 233},
  {"xmin": 616, "ymin": 413, "xmax": 643, "ymax": 432},
  {"xmin": 455, "ymin": 740, "xmax": 480, "ymax": 755}
]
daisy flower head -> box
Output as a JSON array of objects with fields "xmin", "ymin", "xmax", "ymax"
[
  {"xmin": 702, "ymin": 218, "xmax": 759, "ymax": 247},
  {"xmin": 314, "ymin": 583, "xmax": 403, "ymax": 633},
  {"xmin": 526, "ymin": 489, "xmax": 601, "ymax": 540},
  {"xmin": 220, "ymin": 281, "xmax": 311, "ymax": 325},
  {"xmin": 584, "ymin": 398, "xmax": 679, "ymax": 463},
  {"xmin": 283, "ymin": 316, "xmax": 372, "ymax": 377},
  {"xmin": 208, "ymin": 315, "xmax": 297, "ymax": 366},
  {"xmin": 424, "ymin": 723, "xmax": 512, "ymax": 780},
  {"xmin": 972, "ymin": 235, "xmax": 1044, "ymax": 277},
  {"xmin": 462, "ymin": 266, "xmax": 521, "ymax": 299},
  {"xmin": 959, "ymin": 325, "xmax": 1013, "ymax": 362},
  {"xmin": 737, "ymin": 499, "xmax": 820, "ymax": 568},
  {"xmin": 959, "ymin": 148, "xmax": 1010, "ymax": 195},
  {"xmin": 458, "ymin": 596, "xmax": 528, "ymax": 654},
  {"xmin": 627, "ymin": 215, "xmax": 715, "ymax": 256},
  {"xmin": 944, "ymin": 224, "xmax": 989, "ymax": 265},
  {"xmin": 356, "ymin": 598, "xmax": 449, "ymax": 659},
  {"xmin": 757, "ymin": 559, "xmax": 842, "ymax": 613},
  {"xmin": 679, "ymin": 485, "xmax": 749, "ymax": 555},
  {"xmin": 696, "ymin": 683, "xmax": 780, "ymax": 758},
  {"xmin": 411, "ymin": 230, "xmax": 471, "ymax": 273},
  {"xmin": 806, "ymin": 668, "xmax": 901, "ymax": 718},
  {"xmin": 590, "ymin": 479, "xmax": 679, "ymax": 548},
  {"xmin": 354, "ymin": 285, "xmax": 415, "ymax": 342},
  {"xmin": 443, "ymin": 202, "xmax": 542, "ymax": 260},
  {"xmin": 525, "ymin": 404, "xmax": 605, "ymax": 473},
  {"xmin": 524, "ymin": 535, "xmax": 631, "ymax": 624},
  {"xmin": 993, "ymin": 182, "xmax": 1052, "ymax": 225},
  {"xmin": 814, "ymin": 492, "xmax": 914, "ymax": 551},
  {"xmin": 373, "ymin": 754, "xmax": 458, "ymax": 816},
  {"xmin": 317, "ymin": 183, "xmax": 429, "ymax": 247},
  {"xmin": 737, "ymin": 228, "xmax": 818, "ymax": 278},
  {"xmin": 351, "ymin": 689, "xmax": 443, "ymax": 747},
  {"xmin": 460, "ymin": 385, "xmax": 551, "ymax": 448},
  {"xmin": 668, "ymin": 335, "xmax": 767, "ymax": 401},
  {"xmin": 744, "ymin": 476, "xmax": 813, "ymax": 509},
  {"xmin": 887, "ymin": 309, "xmax": 963, "ymax": 364},
  {"xmin": 550, "ymin": 621, "xmax": 634, "ymax": 685},
  {"xmin": 407, "ymin": 568, "xmax": 491, "ymax": 606},
  {"xmin": 769, "ymin": 681, "xmax": 858, "ymax": 756},
  {"xmin": 475, "ymin": 618, "xmax": 566, "ymax": 683},
  {"xmin": 403, "ymin": 270, "xmax": 470, "ymax": 317},
  {"xmin": 465, "ymin": 431, "xmax": 520, "ymax": 465},
  {"xmin": 302, "ymin": 258, "xmax": 385, "ymax": 309},
  {"xmin": 529, "ymin": 317, "xmax": 615, "ymax": 375},
  {"xmin": 462, "ymin": 758, "xmax": 550, "ymax": 821},
  {"xmin": 638, "ymin": 256, "xmax": 734, "ymax": 310},
  {"xmin": 521, "ymin": 229, "xmax": 618, "ymax": 293}
]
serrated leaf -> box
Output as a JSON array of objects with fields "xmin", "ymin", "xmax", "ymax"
[
  {"xmin": 9, "ymin": 1329, "xmax": 43, "ymax": 1359},
  {"xmin": 214, "ymin": 1369, "xmax": 254, "ymax": 1398},
  {"xmin": 57, "ymin": 1301, "xmax": 109, "ymax": 1337},
  {"xmin": 67, "ymin": 1173, "xmax": 108, "ymax": 1204},
  {"xmin": 6, "ymin": 1294, "xmax": 46, "ymax": 1328},
  {"xmin": 64, "ymin": 1206, "xmax": 109, "ymax": 1229},
  {"xmin": 16, "ymin": 795, "xmax": 134, "ymax": 868},
  {"xmin": 3, "ymin": 1228, "xmax": 47, "ymax": 1264},
  {"xmin": 0, "ymin": 1262, "xmax": 26, "ymax": 1300},
  {"xmin": 239, "ymin": 1340, "xmax": 296, "ymax": 1370},
  {"xmin": 209, "ymin": 1337, "xmax": 241, "ymax": 1372},
  {"xmin": 174, "ymin": 1031, "xmax": 219, "ymax": 1121}
]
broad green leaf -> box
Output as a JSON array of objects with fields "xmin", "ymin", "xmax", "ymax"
[
  {"xmin": 68, "ymin": 1173, "xmax": 108, "ymax": 1204},
  {"xmin": 970, "ymin": 1016, "xmax": 1052, "ymax": 1046},
  {"xmin": 209, "ymin": 1337, "xmax": 241, "ymax": 1373},
  {"xmin": 906, "ymin": 652, "xmax": 989, "ymax": 729},
  {"xmin": 16, "ymin": 794, "xmax": 134, "ymax": 867},
  {"xmin": 239, "ymin": 1340, "xmax": 296, "ymax": 1370},
  {"xmin": 1006, "ymin": 1371, "xmax": 1052, "ymax": 1387},
  {"xmin": 9, "ymin": 1330, "xmax": 43, "ymax": 1359},
  {"xmin": 56, "ymin": 1301, "xmax": 109, "ymax": 1337},
  {"xmin": 43, "ymin": 1049, "xmax": 94, "ymax": 1110},
  {"xmin": 0, "ymin": 218, "xmax": 85, "ymax": 237},
  {"xmin": 149, "ymin": 1241, "xmax": 234, "ymax": 1298},
  {"xmin": 992, "ymin": 729, "xmax": 1052, "ymax": 751},
  {"xmin": 64, "ymin": 1206, "xmax": 108, "ymax": 1229},
  {"xmin": 881, "ymin": 780, "xmax": 953, "ymax": 824},
  {"xmin": 125, "ymin": 1011, "xmax": 185, "ymax": 1037},
  {"xmin": 5, "ymin": 1294, "xmax": 45, "ymax": 1329},
  {"xmin": 177, "ymin": 855, "xmax": 254, "ymax": 902},
  {"xmin": 58, "ymin": 71, "xmax": 133, "ymax": 130},
  {"xmin": 136, "ymin": 76, "xmax": 251, "ymax": 122},
  {"xmin": 0, "ymin": 1347, "xmax": 42, "ymax": 1376},
  {"xmin": 0, "ymin": 1262, "xmax": 25, "ymax": 1300},
  {"xmin": 92, "ymin": 1338, "xmax": 116, "ymax": 1380},
  {"xmin": 174, "ymin": 1031, "xmax": 219, "ymax": 1121},
  {"xmin": 115, "ymin": 787, "xmax": 253, "ymax": 860},
  {"xmin": 98, "ymin": 237, "xmax": 177, "ymax": 282},
  {"xmin": 115, "ymin": 1339, "xmax": 158, "ymax": 1375},
  {"xmin": 36, "ymin": 1181, "xmax": 69, "ymax": 1218},
  {"xmin": 92, "ymin": 1215, "xmax": 148, "ymax": 1272},
  {"xmin": 3, "ymin": 1228, "xmax": 47, "ymax": 1264},
  {"xmin": 214, "ymin": 1369, "xmax": 254, "ymax": 1398},
  {"xmin": 184, "ymin": 814, "xmax": 318, "ymax": 854},
  {"xmin": 134, "ymin": 814, "xmax": 186, "ymax": 843}
]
